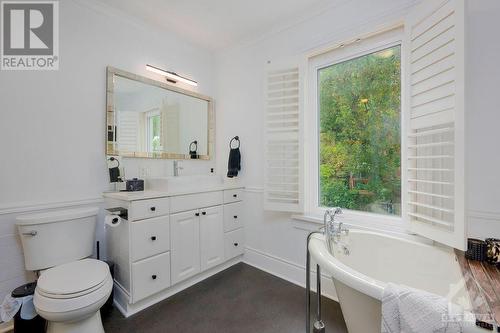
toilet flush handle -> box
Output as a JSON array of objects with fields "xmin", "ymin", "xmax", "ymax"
[{"xmin": 22, "ymin": 231, "xmax": 37, "ymax": 236}]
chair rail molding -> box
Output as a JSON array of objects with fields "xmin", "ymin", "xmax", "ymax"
[
  {"xmin": 243, "ymin": 186, "xmax": 264, "ymax": 193},
  {"xmin": 0, "ymin": 197, "xmax": 104, "ymax": 215},
  {"xmin": 468, "ymin": 209, "xmax": 500, "ymax": 220}
]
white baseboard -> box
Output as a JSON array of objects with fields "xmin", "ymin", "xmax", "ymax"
[{"xmin": 243, "ymin": 246, "xmax": 338, "ymax": 301}]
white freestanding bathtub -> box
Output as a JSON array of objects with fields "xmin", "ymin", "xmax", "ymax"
[{"xmin": 308, "ymin": 229, "xmax": 482, "ymax": 333}]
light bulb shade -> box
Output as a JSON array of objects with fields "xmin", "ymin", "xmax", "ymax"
[{"xmin": 146, "ymin": 64, "xmax": 198, "ymax": 86}]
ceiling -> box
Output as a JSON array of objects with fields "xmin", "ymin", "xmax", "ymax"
[{"xmin": 97, "ymin": 0, "xmax": 339, "ymax": 50}]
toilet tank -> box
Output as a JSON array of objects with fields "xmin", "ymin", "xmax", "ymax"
[{"xmin": 16, "ymin": 207, "xmax": 99, "ymax": 271}]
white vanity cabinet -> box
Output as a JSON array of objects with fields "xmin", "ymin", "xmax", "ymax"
[
  {"xmin": 199, "ymin": 206, "xmax": 224, "ymax": 271},
  {"xmin": 171, "ymin": 205, "xmax": 225, "ymax": 284},
  {"xmin": 170, "ymin": 209, "xmax": 201, "ymax": 285},
  {"xmin": 222, "ymin": 189, "xmax": 244, "ymax": 259},
  {"xmin": 104, "ymin": 185, "xmax": 244, "ymax": 317}
]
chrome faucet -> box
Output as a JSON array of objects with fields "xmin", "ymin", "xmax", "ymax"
[
  {"xmin": 173, "ymin": 160, "xmax": 183, "ymax": 177},
  {"xmin": 323, "ymin": 207, "xmax": 348, "ymax": 251}
]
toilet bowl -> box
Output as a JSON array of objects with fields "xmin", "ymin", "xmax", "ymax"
[
  {"xmin": 34, "ymin": 259, "xmax": 112, "ymax": 333},
  {"xmin": 16, "ymin": 207, "xmax": 112, "ymax": 333}
]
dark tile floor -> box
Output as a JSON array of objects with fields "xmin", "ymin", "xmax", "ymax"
[{"xmin": 102, "ymin": 263, "xmax": 347, "ymax": 333}]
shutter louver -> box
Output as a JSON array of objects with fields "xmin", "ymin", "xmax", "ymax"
[
  {"xmin": 405, "ymin": 0, "xmax": 466, "ymax": 249},
  {"xmin": 264, "ymin": 67, "xmax": 303, "ymax": 212}
]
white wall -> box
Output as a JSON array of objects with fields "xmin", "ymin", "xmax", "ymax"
[
  {"xmin": 0, "ymin": 0, "xmax": 215, "ymax": 302},
  {"xmin": 216, "ymin": 0, "xmax": 500, "ymax": 295},
  {"xmin": 215, "ymin": 0, "xmax": 418, "ymax": 295},
  {"xmin": 465, "ymin": 0, "xmax": 500, "ymax": 240}
]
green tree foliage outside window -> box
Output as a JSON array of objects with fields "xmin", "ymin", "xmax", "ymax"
[
  {"xmin": 150, "ymin": 114, "xmax": 161, "ymax": 152},
  {"xmin": 318, "ymin": 45, "xmax": 401, "ymax": 216}
]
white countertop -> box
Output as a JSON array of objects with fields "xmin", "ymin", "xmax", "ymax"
[{"xmin": 103, "ymin": 183, "xmax": 244, "ymax": 201}]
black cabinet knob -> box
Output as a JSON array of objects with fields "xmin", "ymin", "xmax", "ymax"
[
  {"xmin": 233, "ymin": 215, "xmax": 238, "ymax": 219},
  {"xmin": 195, "ymin": 212, "xmax": 200, "ymax": 216},
  {"xmin": 152, "ymin": 275, "xmax": 157, "ymax": 280},
  {"xmin": 234, "ymin": 243, "xmax": 239, "ymax": 247},
  {"xmin": 202, "ymin": 211, "xmax": 206, "ymax": 215},
  {"xmin": 233, "ymin": 194, "xmax": 237, "ymax": 198},
  {"xmin": 112, "ymin": 217, "xmax": 119, "ymax": 224},
  {"xmin": 151, "ymin": 236, "xmax": 157, "ymax": 241},
  {"xmin": 150, "ymin": 207, "xmax": 156, "ymax": 212}
]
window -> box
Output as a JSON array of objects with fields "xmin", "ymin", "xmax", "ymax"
[
  {"xmin": 318, "ymin": 45, "xmax": 401, "ymax": 216},
  {"xmin": 306, "ymin": 28, "xmax": 403, "ymax": 219},
  {"xmin": 147, "ymin": 112, "xmax": 162, "ymax": 152}
]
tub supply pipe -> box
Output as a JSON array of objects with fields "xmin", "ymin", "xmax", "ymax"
[
  {"xmin": 313, "ymin": 264, "xmax": 325, "ymax": 333},
  {"xmin": 306, "ymin": 231, "xmax": 325, "ymax": 333}
]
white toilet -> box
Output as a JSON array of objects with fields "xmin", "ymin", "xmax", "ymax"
[{"xmin": 16, "ymin": 207, "xmax": 113, "ymax": 333}]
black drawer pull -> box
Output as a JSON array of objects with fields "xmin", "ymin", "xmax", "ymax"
[
  {"xmin": 202, "ymin": 211, "xmax": 206, "ymax": 215},
  {"xmin": 150, "ymin": 207, "xmax": 156, "ymax": 212},
  {"xmin": 151, "ymin": 236, "xmax": 157, "ymax": 241},
  {"xmin": 195, "ymin": 212, "xmax": 200, "ymax": 216},
  {"xmin": 233, "ymin": 194, "xmax": 237, "ymax": 198},
  {"xmin": 234, "ymin": 243, "xmax": 239, "ymax": 247},
  {"xmin": 152, "ymin": 275, "xmax": 157, "ymax": 280},
  {"xmin": 233, "ymin": 215, "xmax": 238, "ymax": 219},
  {"xmin": 112, "ymin": 217, "xmax": 119, "ymax": 224}
]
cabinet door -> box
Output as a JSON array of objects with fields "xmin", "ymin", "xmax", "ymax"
[
  {"xmin": 200, "ymin": 206, "xmax": 224, "ymax": 271},
  {"xmin": 170, "ymin": 210, "xmax": 200, "ymax": 285}
]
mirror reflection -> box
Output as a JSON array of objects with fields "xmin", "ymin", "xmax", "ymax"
[{"xmin": 106, "ymin": 68, "xmax": 212, "ymax": 159}]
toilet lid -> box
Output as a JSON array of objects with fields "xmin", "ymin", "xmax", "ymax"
[{"xmin": 37, "ymin": 259, "xmax": 110, "ymax": 298}]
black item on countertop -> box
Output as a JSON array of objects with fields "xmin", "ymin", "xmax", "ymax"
[
  {"xmin": 11, "ymin": 282, "xmax": 46, "ymax": 333},
  {"xmin": 465, "ymin": 238, "xmax": 487, "ymax": 261},
  {"xmin": 126, "ymin": 178, "xmax": 144, "ymax": 191},
  {"xmin": 486, "ymin": 238, "xmax": 500, "ymax": 267},
  {"xmin": 227, "ymin": 136, "xmax": 241, "ymax": 178}
]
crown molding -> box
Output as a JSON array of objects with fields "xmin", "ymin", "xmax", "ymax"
[{"xmin": 218, "ymin": 0, "xmax": 419, "ymax": 57}]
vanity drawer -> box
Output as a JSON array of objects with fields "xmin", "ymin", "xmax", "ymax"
[
  {"xmin": 223, "ymin": 189, "xmax": 243, "ymax": 203},
  {"xmin": 131, "ymin": 252, "xmax": 171, "ymax": 302},
  {"xmin": 224, "ymin": 228, "xmax": 244, "ymax": 260},
  {"xmin": 170, "ymin": 191, "xmax": 223, "ymax": 213},
  {"xmin": 223, "ymin": 202, "xmax": 243, "ymax": 232},
  {"xmin": 129, "ymin": 197, "xmax": 170, "ymax": 221},
  {"xmin": 130, "ymin": 216, "xmax": 170, "ymax": 262}
]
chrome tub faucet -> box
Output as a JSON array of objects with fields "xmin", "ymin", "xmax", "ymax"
[{"xmin": 323, "ymin": 207, "xmax": 348, "ymax": 252}]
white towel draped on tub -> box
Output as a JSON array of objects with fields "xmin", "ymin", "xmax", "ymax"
[{"xmin": 381, "ymin": 283, "xmax": 465, "ymax": 333}]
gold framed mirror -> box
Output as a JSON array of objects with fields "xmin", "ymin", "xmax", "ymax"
[{"xmin": 106, "ymin": 66, "xmax": 214, "ymax": 160}]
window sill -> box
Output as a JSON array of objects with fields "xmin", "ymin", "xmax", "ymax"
[{"xmin": 292, "ymin": 211, "xmax": 409, "ymax": 236}]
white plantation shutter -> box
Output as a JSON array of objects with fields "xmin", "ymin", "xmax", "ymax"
[
  {"xmin": 264, "ymin": 67, "xmax": 303, "ymax": 212},
  {"xmin": 117, "ymin": 111, "xmax": 140, "ymax": 152},
  {"xmin": 404, "ymin": 0, "xmax": 466, "ymax": 249}
]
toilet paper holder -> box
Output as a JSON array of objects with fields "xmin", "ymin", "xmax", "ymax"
[{"xmin": 106, "ymin": 207, "xmax": 128, "ymax": 220}]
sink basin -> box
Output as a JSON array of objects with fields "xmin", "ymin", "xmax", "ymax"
[{"xmin": 145, "ymin": 175, "xmax": 225, "ymax": 192}]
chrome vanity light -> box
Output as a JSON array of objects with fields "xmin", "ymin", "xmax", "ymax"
[{"xmin": 146, "ymin": 64, "xmax": 198, "ymax": 86}]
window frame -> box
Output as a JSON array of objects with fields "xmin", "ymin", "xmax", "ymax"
[
  {"xmin": 304, "ymin": 27, "xmax": 408, "ymax": 231},
  {"xmin": 146, "ymin": 110, "xmax": 161, "ymax": 153}
]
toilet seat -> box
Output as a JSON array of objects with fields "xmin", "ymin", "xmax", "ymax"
[
  {"xmin": 37, "ymin": 278, "xmax": 108, "ymax": 299},
  {"xmin": 34, "ymin": 259, "xmax": 112, "ymax": 314},
  {"xmin": 37, "ymin": 259, "xmax": 109, "ymax": 297}
]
